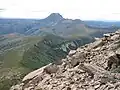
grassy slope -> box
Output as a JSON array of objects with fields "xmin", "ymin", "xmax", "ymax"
[
  {"xmin": 37, "ymin": 22, "xmax": 100, "ymax": 39},
  {"xmin": 2, "ymin": 36, "xmax": 42, "ymax": 68},
  {"xmin": 21, "ymin": 35, "xmax": 68, "ymax": 69},
  {"xmin": 0, "ymin": 35, "xmax": 42, "ymax": 90},
  {"xmin": 0, "ymin": 34, "xmax": 75, "ymax": 89},
  {"xmin": 0, "ymin": 26, "xmax": 97, "ymax": 89}
]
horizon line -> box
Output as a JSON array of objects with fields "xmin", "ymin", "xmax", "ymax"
[{"xmin": 0, "ymin": 17, "xmax": 120, "ymax": 22}]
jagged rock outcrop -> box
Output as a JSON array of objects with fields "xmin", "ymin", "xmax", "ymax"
[{"xmin": 10, "ymin": 30, "xmax": 120, "ymax": 90}]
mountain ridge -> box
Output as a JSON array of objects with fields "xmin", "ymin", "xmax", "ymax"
[
  {"xmin": 10, "ymin": 30, "xmax": 120, "ymax": 90},
  {"xmin": 0, "ymin": 13, "xmax": 120, "ymax": 90},
  {"xmin": 0, "ymin": 13, "xmax": 119, "ymax": 37}
]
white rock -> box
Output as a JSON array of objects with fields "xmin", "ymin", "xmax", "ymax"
[
  {"xmin": 94, "ymin": 37, "xmax": 100, "ymax": 40},
  {"xmin": 103, "ymin": 33, "xmax": 111, "ymax": 37},
  {"xmin": 69, "ymin": 50, "xmax": 77, "ymax": 56},
  {"xmin": 103, "ymin": 33, "xmax": 110, "ymax": 37},
  {"xmin": 116, "ymin": 48, "xmax": 120, "ymax": 55},
  {"xmin": 94, "ymin": 84, "xmax": 100, "ymax": 89}
]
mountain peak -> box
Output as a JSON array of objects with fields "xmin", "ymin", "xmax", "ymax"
[
  {"xmin": 48, "ymin": 13, "xmax": 63, "ymax": 18},
  {"xmin": 46, "ymin": 13, "xmax": 64, "ymax": 21}
]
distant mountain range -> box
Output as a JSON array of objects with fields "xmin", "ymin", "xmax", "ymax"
[
  {"xmin": 0, "ymin": 13, "xmax": 119, "ymax": 37},
  {"xmin": 0, "ymin": 13, "xmax": 120, "ymax": 90}
]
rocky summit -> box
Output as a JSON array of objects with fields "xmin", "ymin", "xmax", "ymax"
[{"xmin": 11, "ymin": 30, "xmax": 120, "ymax": 90}]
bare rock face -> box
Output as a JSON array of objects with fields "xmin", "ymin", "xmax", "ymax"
[{"xmin": 10, "ymin": 30, "xmax": 120, "ymax": 90}]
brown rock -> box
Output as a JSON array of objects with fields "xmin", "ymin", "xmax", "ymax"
[
  {"xmin": 111, "ymin": 34, "xmax": 119, "ymax": 40},
  {"xmin": 70, "ymin": 53, "xmax": 86, "ymax": 67},
  {"xmin": 89, "ymin": 39, "xmax": 104, "ymax": 49},
  {"xmin": 44, "ymin": 64, "xmax": 59, "ymax": 74},
  {"xmin": 22, "ymin": 63, "xmax": 52, "ymax": 82},
  {"xmin": 107, "ymin": 51, "xmax": 119, "ymax": 70}
]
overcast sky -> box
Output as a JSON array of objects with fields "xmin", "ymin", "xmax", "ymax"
[{"xmin": 0, "ymin": 0, "xmax": 120, "ymax": 20}]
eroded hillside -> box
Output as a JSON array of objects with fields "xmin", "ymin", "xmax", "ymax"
[
  {"xmin": 11, "ymin": 30, "xmax": 120, "ymax": 90},
  {"xmin": 0, "ymin": 33, "xmax": 94, "ymax": 90}
]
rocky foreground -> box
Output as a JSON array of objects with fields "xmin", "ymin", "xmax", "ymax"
[{"xmin": 11, "ymin": 30, "xmax": 120, "ymax": 90}]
